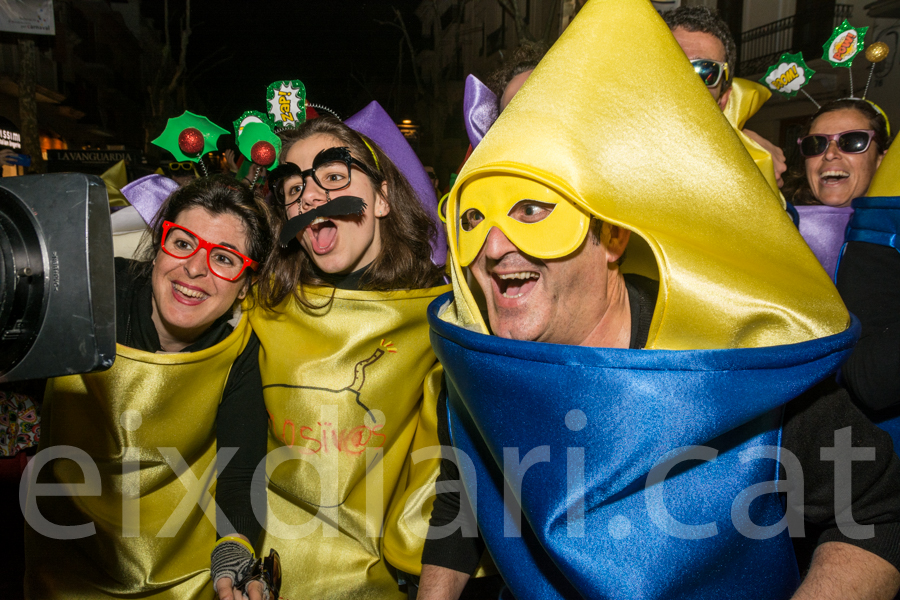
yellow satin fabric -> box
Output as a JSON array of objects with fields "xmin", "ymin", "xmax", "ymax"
[
  {"xmin": 24, "ymin": 317, "xmax": 253, "ymax": 599},
  {"xmin": 444, "ymin": 0, "xmax": 848, "ymax": 350},
  {"xmin": 724, "ymin": 78, "xmax": 786, "ymax": 207},
  {"xmin": 249, "ymin": 284, "xmax": 451, "ymax": 600},
  {"xmin": 867, "ymin": 137, "xmax": 900, "ymax": 197}
]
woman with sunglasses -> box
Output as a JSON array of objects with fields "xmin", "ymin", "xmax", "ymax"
[
  {"xmin": 786, "ymin": 99, "xmax": 889, "ymax": 208},
  {"xmin": 214, "ymin": 115, "xmax": 448, "ymax": 600},
  {"xmin": 25, "ymin": 175, "xmax": 274, "ymax": 600}
]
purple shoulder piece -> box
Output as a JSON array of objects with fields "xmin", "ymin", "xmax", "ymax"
[
  {"xmin": 345, "ymin": 101, "xmax": 446, "ymax": 265},
  {"xmin": 795, "ymin": 205, "xmax": 854, "ymax": 279},
  {"xmin": 464, "ymin": 74, "xmax": 499, "ymax": 149},
  {"xmin": 121, "ymin": 175, "xmax": 180, "ymax": 227}
]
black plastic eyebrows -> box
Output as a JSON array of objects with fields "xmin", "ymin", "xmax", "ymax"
[{"xmin": 278, "ymin": 195, "xmax": 368, "ymax": 247}]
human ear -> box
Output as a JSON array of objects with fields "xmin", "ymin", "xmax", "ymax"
[
  {"xmin": 375, "ymin": 181, "xmax": 390, "ymax": 217},
  {"xmin": 876, "ymin": 151, "xmax": 885, "ymax": 169},
  {"xmin": 236, "ymin": 277, "xmax": 250, "ymax": 301},
  {"xmin": 603, "ymin": 224, "xmax": 631, "ymax": 263}
]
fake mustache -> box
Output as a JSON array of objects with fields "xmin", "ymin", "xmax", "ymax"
[{"xmin": 278, "ymin": 195, "xmax": 368, "ymax": 247}]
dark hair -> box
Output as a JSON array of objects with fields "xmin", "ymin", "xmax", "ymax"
[
  {"xmin": 134, "ymin": 175, "xmax": 274, "ymax": 282},
  {"xmin": 783, "ymin": 99, "xmax": 891, "ymax": 206},
  {"xmin": 663, "ymin": 6, "xmax": 736, "ymax": 94},
  {"xmin": 487, "ymin": 42, "xmax": 547, "ymax": 100},
  {"xmin": 258, "ymin": 117, "xmax": 445, "ymax": 310}
]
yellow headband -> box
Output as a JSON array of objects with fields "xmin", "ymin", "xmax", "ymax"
[{"xmin": 360, "ymin": 137, "xmax": 381, "ymax": 171}]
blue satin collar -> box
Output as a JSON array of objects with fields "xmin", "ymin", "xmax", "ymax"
[
  {"xmin": 845, "ymin": 196, "xmax": 900, "ymax": 252},
  {"xmin": 429, "ymin": 292, "xmax": 858, "ymax": 600}
]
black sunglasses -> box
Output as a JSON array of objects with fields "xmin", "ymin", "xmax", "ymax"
[{"xmin": 797, "ymin": 129, "xmax": 876, "ymax": 158}]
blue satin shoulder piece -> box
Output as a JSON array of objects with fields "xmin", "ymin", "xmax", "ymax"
[
  {"xmin": 845, "ymin": 196, "xmax": 900, "ymax": 251},
  {"xmin": 428, "ymin": 293, "xmax": 859, "ymax": 600}
]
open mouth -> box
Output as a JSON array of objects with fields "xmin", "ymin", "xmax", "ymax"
[
  {"xmin": 820, "ymin": 170, "xmax": 850, "ymax": 185},
  {"xmin": 306, "ymin": 216, "xmax": 338, "ymax": 254},
  {"xmin": 172, "ymin": 282, "xmax": 209, "ymax": 304},
  {"xmin": 493, "ymin": 271, "xmax": 540, "ymax": 299}
]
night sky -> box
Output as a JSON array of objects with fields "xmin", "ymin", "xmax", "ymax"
[{"xmin": 153, "ymin": 0, "xmax": 425, "ymax": 142}]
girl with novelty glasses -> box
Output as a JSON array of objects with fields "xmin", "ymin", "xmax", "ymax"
[
  {"xmin": 785, "ymin": 99, "xmax": 890, "ymax": 208},
  {"xmin": 214, "ymin": 115, "xmax": 449, "ymax": 600},
  {"xmin": 25, "ymin": 175, "xmax": 275, "ymax": 600}
]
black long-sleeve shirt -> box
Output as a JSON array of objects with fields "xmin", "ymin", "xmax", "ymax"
[
  {"xmin": 422, "ymin": 274, "xmax": 900, "ymax": 575},
  {"xmin": 836, "ymin": 241, "xmax": 900, "ymax": 411}
]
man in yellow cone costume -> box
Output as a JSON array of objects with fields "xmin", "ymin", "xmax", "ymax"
[{"xmin": 418, "ymin": 0, "xmax": 900, "ymax": 598}]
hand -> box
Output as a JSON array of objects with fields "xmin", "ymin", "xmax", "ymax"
[
  {"xmin": 743, "ymin": 128, "xmax": 787, "ymax": 188},
  {"xmin": 0, "ymin": 148, "xmax": 20, "ymax": 165},
  {"xmin": 225, "ymin": 149, "xmax": 239, "ymax": 173},
  {"xmin": 215, "ymin": 577, "xmax": 267, "ymax": 600},
  {"xmin": 243, "ymin": 163, "xmax": 264, "ymax": 186}
]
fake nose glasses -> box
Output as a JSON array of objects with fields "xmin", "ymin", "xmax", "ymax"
[{"xmin": 455, "ymin": 175, "xmax": 590, "ymax": 267}]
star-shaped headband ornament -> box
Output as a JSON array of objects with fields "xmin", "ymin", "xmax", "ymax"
[
  {"xmin": 266, "ymin": 80, "xmax": 307, "ymax": 130},
  {"xmin": 151, "ymin": 111, "xmax": 229, "ymax": 174},
  {"xmin": 759, "ymin": 52, "xmax": 816, "ymax": 102},
  {"xmin": 759, "ymin": 20, "xmax": 890, "ymax": 109}
]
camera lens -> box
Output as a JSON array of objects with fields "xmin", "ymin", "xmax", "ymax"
[{"xmin": 0, "ymin": 188, "xmax": 44, "ymax": 375}]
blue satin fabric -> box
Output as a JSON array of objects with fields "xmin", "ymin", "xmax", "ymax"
[
  {"xmin": 844, "ymin": 197, "xmax": 900, "ymax": 251},
  {"xmin": 428, "ymin": 293, "xmax": 859, "ymax": 600},
  {"xmin": 841, "ymin": 196, "xmax": 900, "ymax": 448}
]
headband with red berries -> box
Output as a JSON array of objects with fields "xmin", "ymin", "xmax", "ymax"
[{"xmin": 151, "ymin": 111, "xmax": 229, "ymax": 176}]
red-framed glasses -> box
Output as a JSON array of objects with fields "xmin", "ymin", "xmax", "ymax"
[{"xmin": 160, "ymin": 221, "xmax": 258, "ymax": 281}]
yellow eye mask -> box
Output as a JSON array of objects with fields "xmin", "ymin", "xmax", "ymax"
[{"xmin": 456, "ymin": 174, "xmax": 590, "ymax": 267}]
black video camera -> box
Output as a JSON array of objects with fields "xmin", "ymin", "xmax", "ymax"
[{"xmin": 0, "ymin": 173, "xmax": 116, "ymax": 382}]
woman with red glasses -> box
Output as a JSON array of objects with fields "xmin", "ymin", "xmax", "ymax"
[
  {"xmin": 786, "ymin": 99, "xmax": 890, "ymax": 208},
  {"xmin": 210, "ymin": 113, "xmax": 451, "ymax": 600},
  {"xmin": 25, "ymin": 175, "xmax": 274, "ymax": 600}
]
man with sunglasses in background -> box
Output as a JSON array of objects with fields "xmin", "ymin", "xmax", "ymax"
[
  {"xmin": 163, "ymin": 160, "xmax": 199, "ymax": 187},
  {"xmin": 416, "ymin": 1, "xmax": 900, "ymax": 599},
  {"xmin": 664, "ymin": 6, "xmax": 789, "ymax": 189}
]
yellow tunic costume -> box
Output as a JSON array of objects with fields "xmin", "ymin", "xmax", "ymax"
[
  {"xmin": 24, "ymin": 318, "xmax": 252, "ymax": 600},
  {"xmin": 250, "ymin": 285, "xmax": 449, "ymax": 600}
]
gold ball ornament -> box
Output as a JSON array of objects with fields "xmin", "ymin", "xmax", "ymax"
[{"xmin": 866, "ymin": 42, "xmax": 889, "ymax": 63}]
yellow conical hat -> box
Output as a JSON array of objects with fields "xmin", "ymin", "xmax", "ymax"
[
  {"xmin": 444, "ymin": 0, "xmax": 848, "ymax": 350},
  {"xmin": 866, "ymin": 137, "xmax": 900, "ymax": 196},
  {"xmin": 724, "ymin": 78, "xmax": 785, "ymax": 205}
]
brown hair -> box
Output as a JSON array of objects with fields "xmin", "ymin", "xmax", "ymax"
[
  {"xmin": 257, "ymin": 117, "xmax": 445, "ymax": 309},
  {"xmin": 663, "ymin": 7, "xmax": 737, "ymax": 95},
  {"xmin": 134, "ymin": 175, "xmax": 274, "ymax": 288},
  {"xmin": 487, "ymin": 42, "xmax": 547, "ymax": 101},
  {"xmin": 784, "ymin": 99, "xmax": 891, "ymax": 206}
]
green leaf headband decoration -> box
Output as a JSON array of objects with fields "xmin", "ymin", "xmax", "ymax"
[
  {"xmin": 151, "ymin": 111, "xmax": 228, "ymax": 163},
  {"xmin": 236, "ymin": 121, "xmax": 282, "ymax": 171},
  {"xmin": 266, "ymin": 80, "xmax": 307, "ymax": 129},
  {"xmin": 233, "ymin": 110, "xmax": 273, "ymax": 140}
]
